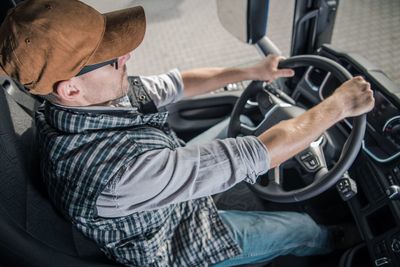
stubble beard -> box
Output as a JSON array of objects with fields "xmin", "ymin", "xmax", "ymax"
[{"xmin": 118, "ymin": 65, "xmax": 129, "ymax": 98}]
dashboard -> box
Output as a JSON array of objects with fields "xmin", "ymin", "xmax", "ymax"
[
  {"xmin": 217, "ymin": 45, "xmax": 400, "ymax": 266},
  {"xmin": 289, "ymin": 45, "xmax": 400, "ymax": 267}
]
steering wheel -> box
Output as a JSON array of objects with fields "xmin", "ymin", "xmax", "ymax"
[{"xmin": 227, "ymin": 55, "xmax": 366, "ymax": 203}]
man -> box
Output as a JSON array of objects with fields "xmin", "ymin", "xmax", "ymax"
[{"xmin": 0, "ymin": 0, "xmax": 374, "ymax": 266}]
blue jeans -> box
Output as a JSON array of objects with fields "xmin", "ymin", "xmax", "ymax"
[{"xmin": 210, "ymin": 210, "xmax": 332, "ymax": 266}]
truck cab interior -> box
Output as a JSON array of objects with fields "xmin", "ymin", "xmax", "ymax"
[{"xmin": 0, "ymin": 0, "xmax": 399, "ymax": 267}]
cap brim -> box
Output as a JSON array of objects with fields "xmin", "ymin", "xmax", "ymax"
[
  {"xmin": 0, "ymin": 66, "xmax": 7, "ymax": 77},
  {"xmin": 87, "ymin": 6, "xmax": 146, "ymax": 65}
]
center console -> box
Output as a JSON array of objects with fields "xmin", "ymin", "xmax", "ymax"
[{"xmin": 348, "ymin": 154, "xmax": 400, "ymax": 266}]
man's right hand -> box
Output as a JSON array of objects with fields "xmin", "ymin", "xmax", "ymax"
[
  {"xmin": 258, "ymin": 75, "xmax": 376, "ymax": 168},
  {"xmin": 331, "ymin": 76, "xmax": 375, "ymax": 118}
]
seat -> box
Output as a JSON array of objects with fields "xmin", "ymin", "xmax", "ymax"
[
  {"xmin": 0, "ymin": 79, "xmax": 120, "ymax": 267},
  {"xmin": 0, "ymin": 75, "xmax": 276, "ymax": 267}
]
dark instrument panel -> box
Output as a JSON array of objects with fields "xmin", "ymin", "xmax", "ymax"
[{"xmin": 315, "ymin": 45, "xmax": 400, "ymax": 267}]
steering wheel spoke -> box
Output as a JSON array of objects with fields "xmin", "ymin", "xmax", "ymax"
[
  {"xmin": 268, "ymin": 165, "xmax": 283, "ymax": 186},
  {"xmin": 314, "ymin": 166, "xmax": 329, "ymax": 181},
  {"xmin": 295, "ymin": 136, "xmax": 327, "ymax": 174},
  {"xmin": 239, "ymin": 114, "xmax": 270, "ymax": 136},
  {"xmin": 239, "ymin": 123, "xmax": 255, "ymax": 136}
]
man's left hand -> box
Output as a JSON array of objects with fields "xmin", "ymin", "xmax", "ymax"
[{"xmin": 249, "ymin": 54, "xmax": 295, "ymax": 82}]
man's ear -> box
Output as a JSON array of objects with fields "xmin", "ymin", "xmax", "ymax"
[{"xmin": 55, "ymin": 80, "xmax": 81, "ymax": 102}]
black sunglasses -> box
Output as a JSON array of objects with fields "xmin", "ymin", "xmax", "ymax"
[{"xmin": 76, "ymin": 58, "xmax": 118, "ymax": 76}]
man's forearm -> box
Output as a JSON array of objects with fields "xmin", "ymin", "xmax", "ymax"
[
  {"xmin": 258, "ymin": 96, "xmax": 345, "ymax": 168},
  {"xmin": 181, "ymin": 67, "xmax": 256, "ymax": 97},
  {"xmin": 181, "ymin": 56, "xmax": 294, "ymax": 98},
  {"xmin": 258, "ymin": 75, "xmax": 374, "ymax": 168}
]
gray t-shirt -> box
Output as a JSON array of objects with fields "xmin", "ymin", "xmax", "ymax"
[{"xmin": 96, "ymin": 69, "xmax": 270, "ymax": 217}]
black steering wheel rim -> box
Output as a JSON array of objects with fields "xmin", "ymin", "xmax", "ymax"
[{"xmin": 228, "ymin": 55, "xmax": 366, "ymax": 203}]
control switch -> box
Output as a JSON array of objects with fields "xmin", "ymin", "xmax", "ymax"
[
  {"xmin": 374, "ymin": 257, "xmax": 390, "ymax": 266},
  {"xmin": 386, "ymin": 185, "xmax": 400, "ymax": 200},
  {"xmin": 391, "ymin": 238, "xmax": 400, "ymax": 253},
  {"xmin": 336, "ymin": 174, "xmax": 357, "ymax": 201}
]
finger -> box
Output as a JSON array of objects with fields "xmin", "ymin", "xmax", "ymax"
[
  {"xmin": 361, "ymin": 82, "xmax": 371, "ymax": 91},
  {"xmin": 266, "ymin": 54, "xmax": 280, "ymax": 60},
  {"xmin": 273, "ymin": 56, "xmax": 286, "ymax": 66},
  {"xmin": 354, "ymin": 76, "xmax": 367, "ymax": 83},
  {"xmin": 367, "ymin": 90, "xmax": 374, "ymax": 99},
  {"xmin": 369, "ymin": 94, "xmax": 375, "ymax": 107},
  {"xmin": 268, "ymin": 54, "xmax": 284, "ymax": 64},
  {"xmin": 365, "ymin": 93, "xmax": 375, "ymax": 110},
  {"xmin": 277, "ymin": 56, "xmax": 286, "ymax": 61},
  {"xmin": 274, "ymin": 68, "xmax": 295, "ymax": 78}
]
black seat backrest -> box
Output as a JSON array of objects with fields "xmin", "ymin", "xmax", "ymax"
[
  {"xmin": 0, "ymin": 2, "xmax": 119, "ymax": 265},
  {"xmin": 0, "ymin": 1, "xmax": 15, "ymax": 25},
  {"xmin": 0, "ymin": 78, "xmax": 120, "ymax": 267}
]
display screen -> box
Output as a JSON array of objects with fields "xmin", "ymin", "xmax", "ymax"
[{"xmin": 367, "ymin": 91, "xmax": 399, "ymax": 132}]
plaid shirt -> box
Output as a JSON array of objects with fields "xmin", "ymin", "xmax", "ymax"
[{"xmin": 35, "ymin": 77, "xmax": 240, "ymax": 266}]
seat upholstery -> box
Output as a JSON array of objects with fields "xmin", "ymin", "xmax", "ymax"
[{"xmin": 0, "ymin": 85, "xmax": 120, "ymax": 267}]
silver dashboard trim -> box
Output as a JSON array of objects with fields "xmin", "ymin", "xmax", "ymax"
[
  {"xmin": 362, "ymin": 141, "xmax": 400, "ymax": 163},
  {"xmin": 340, "ymin": 105, "xmax": 399, "ymax": 163},
  {"xmin": 382, "ymin": 115, "xmax": 400, "ymax": 132}
]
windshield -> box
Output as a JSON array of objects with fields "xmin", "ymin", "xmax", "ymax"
[
  {"xmin": 82, "ymin": 0, "xmax": 262, "ymax": 76},
  {"xmin": 331, "ymin": 0, "xmax": 399, "ymax": 87},
  {"xmin": 83, "ymin": 0, "xmax": 398, "ymax": 87}
]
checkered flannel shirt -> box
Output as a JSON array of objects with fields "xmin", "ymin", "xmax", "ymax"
[{"xmin": 35, "ymin": 76, "xmax": 241, "ymax": 266}]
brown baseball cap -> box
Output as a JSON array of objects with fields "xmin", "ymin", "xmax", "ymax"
[{"xmin": 0, "ymin": 0, "xmax": 146, "ymax": 95}]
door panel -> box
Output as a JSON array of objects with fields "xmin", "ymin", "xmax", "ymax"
[{"xmin": 167, "ymin": 94, "xmax": 238, "ymax": 141}]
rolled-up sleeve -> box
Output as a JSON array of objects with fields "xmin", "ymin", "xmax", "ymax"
[
  {"xmin": 139, "ymin": 69, "xmax": 184, "ymax": 108},
  {"xmin": 96, "ymin": 136, "xmax": 270, "ymax": 217}
]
